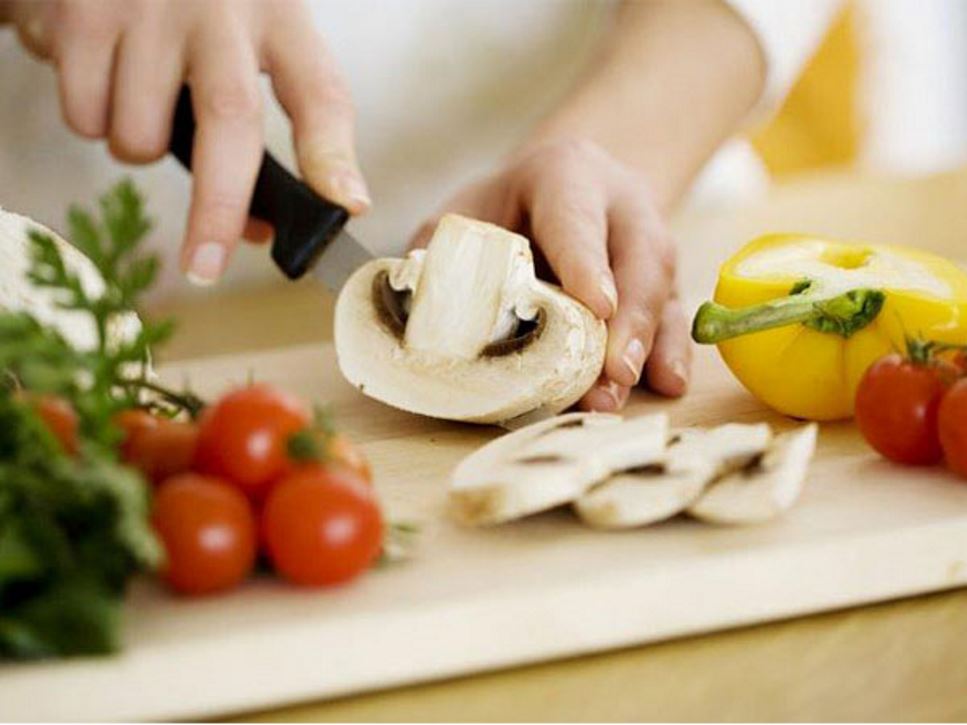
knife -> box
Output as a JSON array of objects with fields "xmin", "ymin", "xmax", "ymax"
[{"xmin": 168, "ymin": 86, "xmax": 373, "ymax": 293}]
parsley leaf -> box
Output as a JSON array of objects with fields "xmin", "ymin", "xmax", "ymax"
[{"xmin": 0, "ymin": 180, "xmax": 179, "ymax": 659}]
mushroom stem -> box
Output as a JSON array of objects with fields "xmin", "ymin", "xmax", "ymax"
[
  {"xmin": 334, "ymin": 214, "xmax": 607, "ymax": 424},
  {"xmin": 692, "ymin": 287, "xmax": 885, "ymax": 343}
]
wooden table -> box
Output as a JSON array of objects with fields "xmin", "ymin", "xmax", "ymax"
[{"xmin": 156, "ymin": 168, "xmax": 967, "ymax": 722}]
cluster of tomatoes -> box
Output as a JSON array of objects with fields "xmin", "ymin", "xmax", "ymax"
[
  {"xmin": 32, "ymin": 383, "xmax": 383, "ymax": 596},
  {"xmin": 855, "ymin": 344, "xmax": 967, "ymax": 477}
]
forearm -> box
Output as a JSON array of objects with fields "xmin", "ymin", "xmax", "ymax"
[{"xmin": 525, "ymin": 0, "xmax": 766, "ymax": 212}]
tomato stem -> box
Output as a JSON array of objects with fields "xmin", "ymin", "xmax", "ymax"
[
  {"xmin": 692, "ymin": 288, "xmax": 886, "ymax": 344},
  {"xmin": 288, "ymin": 428, "xmax": 322, "ymax": 462},
  {"xmin": 378, "ymin": 521, "xmax": 421, "ymax": 567},
  {"xmin": 905, "ymin": 337, "xmax": 967, "ymax": 366},
  {"xmin": 122, "ymin": 378, "xmax": 206, "ymax": 419}
]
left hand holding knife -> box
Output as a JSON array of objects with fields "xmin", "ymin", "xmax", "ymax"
[{"xmin": 1, "ymin": 0, "xmax": 369, "ymax": 284}]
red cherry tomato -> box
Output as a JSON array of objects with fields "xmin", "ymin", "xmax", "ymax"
[
  {"xmin": 32, "ymin": 395, "xmax": 79, "ymax": 455},
  {"xmin": 116, "ymin": 410, "xmax": 199, "ymax": 484},
  {"xmin": 939, "ymin": 379, "xmax": 967, "ymax": 478},
  {"xmin": 194, "ymin": 384, "xmax": 310, "ymax": 500},
  {"xmin": 951, "ymin": 350, "xmax": 967, "ymax": 377},
  {"xmin": 262, "ymin": 466, "xmax": 382, "ymax": 587},
  {"xmin": 116, "ymin": 408, "xmax": 158, "ymax": 444},
  {"xmin": 152, "ymin": 473, "xmax": 256, "ymax": 596},
  {"xmin": 855, "ymin": 353, "xmax": 947, "ymax": 465}
]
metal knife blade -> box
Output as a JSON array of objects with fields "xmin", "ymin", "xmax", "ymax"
[
  {"xmin": 311, "ymin": 228, "xmax": 374, "ymax": 294},
  {"xmin": 169, "ymin": 85, "xmax": 373, "ymax": 292}
]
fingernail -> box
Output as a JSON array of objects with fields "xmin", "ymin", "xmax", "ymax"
[
  {"xmin": 186, "ymin": 242, "xmax": 225, "ymax": 286},
  {"xmin": 622, "ymin": 338, "xmax": 646, "ymax": 385},
  {"xmin": 599, "ymin": 273, "xmax": 618, "ymax": 318},
  {"xmin": 332, "ymin": 169, "xmax": 371, "ymax": 211}
]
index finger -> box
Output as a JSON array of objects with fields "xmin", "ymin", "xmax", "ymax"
[
  {"xmin": 179, "ymin": 26, "xmax": 263, "ymax": 285},
  {"xmin": 525, "ymin": 178, "xmax": 617, "ymax": 320},
  {"xmin": 264, "ymin": 4, "xmax": 369, "ymax": 214}
]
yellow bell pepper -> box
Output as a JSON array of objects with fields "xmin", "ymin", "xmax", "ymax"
[{"xmin": 692, "ymin": 234, "xmax": 967, "ymax": 420}]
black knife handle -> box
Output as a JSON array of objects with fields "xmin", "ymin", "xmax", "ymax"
[{"xmin": 169, "ymin": 86, "xmax": 349, "ymax": 280}]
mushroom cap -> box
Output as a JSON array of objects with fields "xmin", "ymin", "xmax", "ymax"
[
  {"xmin": 0, "ymin": 208, "xmax": 140, "ymax": 350},
  {"xmin": 334, "ymin": 215, "xmax": 606, "ymax": 424}
]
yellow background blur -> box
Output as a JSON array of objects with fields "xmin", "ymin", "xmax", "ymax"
[{"xmin": 754, "ymin": 4, "xmax": 861, "ymax": 175}]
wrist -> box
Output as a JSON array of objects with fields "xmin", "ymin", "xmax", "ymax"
[
  {"xmin": 507, "ymin": 135, "xmax": 670, "ymax": 217},
  {"xmin": 514, "ymin": 133, "xmax": 674, "ymax": 214},
  {"xmin": 519, "ymin": 0, "xmax": 765, "ymax": 212}
]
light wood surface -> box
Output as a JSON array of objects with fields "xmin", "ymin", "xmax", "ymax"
[
  {"xmin": 198, "ymin": 168, "xmax": 967, "ymax": 723},
  {"xmin": 245, "ymin": 589, "xmax": 967, "ymax": 723},
  {"xmin": 4, "ymin": 169, "xmax": 965, "ymax": 723}
]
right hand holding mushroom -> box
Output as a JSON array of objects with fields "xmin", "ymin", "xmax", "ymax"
[{"xmin": 407, "ymin": 138, "xmax": 691, "ymax": 412}]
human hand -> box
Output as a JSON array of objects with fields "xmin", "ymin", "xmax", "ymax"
[
  {"xmin": 3, "ymin": 0, "xmax": 368, "ymax": 284},
  {"xmin": 409, "ymin": 138, "xmax": 691, "ymax": 412}
]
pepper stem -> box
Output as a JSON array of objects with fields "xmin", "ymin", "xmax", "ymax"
[{"xmin": 692, "ymin": 288, "xmax": 886, "ymax": 344}]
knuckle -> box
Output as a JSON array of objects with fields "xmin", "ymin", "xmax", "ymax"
[
  {"xmin": 547, "ymin": 243, "xmax": 582, "ymax": 279},
  {"xmin": 657, "ymin": 238, "xmax": 677, "ymax": 277},
  {"xmin": 623, "ymin": 168, "xmax": 654, "ymax": 193},
  {"xmin": 309, "ymin": 75, "xmax": 354, "ymax": 114},
  {"xmin": 553, "ymin": 136, "xmax": 600, "ymax": 164},
  {"xmin": 539, "ymin": 201, "xmax": 597, "ymax": 241},
  {"xmin": 623, "ymin": 303, "xmax": 659, "ymax": 339},
  {"xmin": 197, "ymin": 195, "xmax": 248, "ymax": 236},
  {"xmin": 517, "ymin": 138, "xmax": 607, "ymax": 193},
  {"xmin": 63, "ymin": 113, "xmax": 101, "ymax": 140},
  {"xmin": 298, "ymin": 78, "xmax": 355, "ymax": 127},
  {"xmin": 109, "ymin": 125, "xmax": 166, "ymax": 163},
  {"xmin": 517, "ymin": 138, "xmax": 585, "ymax": 177},
  {"xmin": 560, "ymin": 193, "xmax": 601, "ymax": 224},
  {"xmin": 200, "ymin": 81, "xmax": 262, "ymax": 122},
  {"xmin": 60, "ymin": 95, "xmax": 106, "ymax": 139},
  {"xmin": 58, "ymin": 3, "xmax": 118, "ymax": 40}
]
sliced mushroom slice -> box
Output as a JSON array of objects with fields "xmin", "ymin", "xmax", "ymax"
[
  {"xmin": 450, "ymin": 412, "xmax": 669, "ymax": 525},
  {"xmin": 334, "ymin": 214, "xmax": 606, "ymax": 424},
  {"xmin": 575, "ymin": 423, "xmax": 773, "ymax": 529},
  {"xmin": 687, "ymin": 423, "xmax": 818, "ymax": 525}
]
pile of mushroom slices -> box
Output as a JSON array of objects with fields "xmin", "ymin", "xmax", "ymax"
[
  {"xmin": 334, "ymin": 214, "xmax": 606, "ymax": 426},
  {"xmin": 450, "ymin": 412, "xmax": 818, "ymax": 528}
]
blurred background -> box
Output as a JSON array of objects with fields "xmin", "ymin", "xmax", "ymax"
[
  {"xmin": 0, "ymin": 0, "xmax": 965, "ymax": 305},
  {"xmin": 749, "ymin": 0, "xmax": 967, "ymax": 177}
]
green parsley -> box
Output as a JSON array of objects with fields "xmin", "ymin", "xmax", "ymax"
[{"xmin": 0, "ymin": 180, "xmax": 190, "ymax": 659}]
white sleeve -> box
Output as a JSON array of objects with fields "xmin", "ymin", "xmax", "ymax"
[{"xmin": 723, "ymin": 0, "xmax": 845, "ymax": 123}]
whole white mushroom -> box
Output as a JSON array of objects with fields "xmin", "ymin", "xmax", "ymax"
[{"xmin": 334, "ymin": 214, "xmax": 607, "ymax": 425}]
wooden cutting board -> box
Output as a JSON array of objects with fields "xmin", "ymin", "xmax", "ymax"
[{"xmin": 3, "ymin": 340, "xmax": 967, "ymax": 722}]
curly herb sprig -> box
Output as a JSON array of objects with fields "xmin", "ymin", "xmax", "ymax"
[
  {"xmin": 0, "ymin": 180, "xmax": 183, "ymax": 659},
  {"xmin": 4, "ymin": 179, "xmax": 203, "ymax": 448}
]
